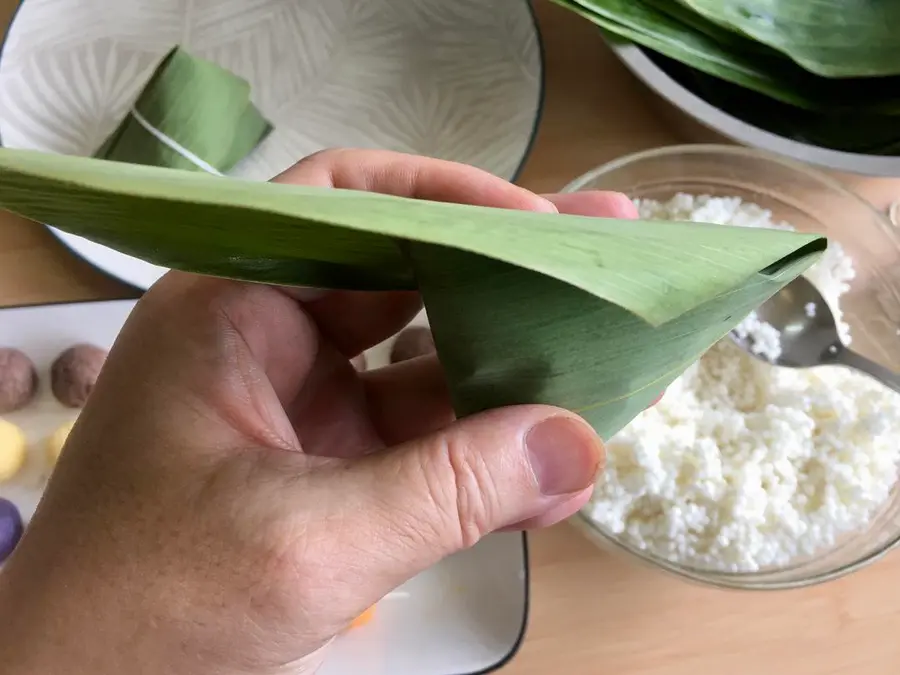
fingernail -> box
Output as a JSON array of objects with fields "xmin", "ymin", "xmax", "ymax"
[
  {"xmin": 610, "ymin": 192, "xmax": 639, "ymax": 218},
  {"xmin": 533, "ymin": 197, "xmax": 558, "ymax": 214},
  {"xmin": 525, "ymin": 416, "xmax": 604, "ymax": 496}
]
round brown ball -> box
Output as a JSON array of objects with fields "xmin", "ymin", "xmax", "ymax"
[
  {"xmin": 51, "ymin": 344, "xmax": 108, "ymax": 409},
  {"xmin": 0, "ymin": 348, "xmax": 38, "ymax": 414},
  {"xmin": 390, "ymin": 326, "xmax": 436, "ymax": 364}
]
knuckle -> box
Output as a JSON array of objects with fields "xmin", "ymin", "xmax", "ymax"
[
  {"xmin": 277, "ymin": 147, "xmax": 354, "ymax": 187},
  {"xmin": 418, "ymin": 435, "xmax": 499, "ymax": 551},
  {"xmin": 300, "ymin": 147, "xmax": 344, "ymax": 165}
]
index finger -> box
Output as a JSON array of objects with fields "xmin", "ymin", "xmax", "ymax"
[
  {"xmin": 272, "ymin": 149, "xmax": 558, "ymax": 357},
  {"xmin": 272, "ymin": 148, "xmax": 558, "ymax": 212}
]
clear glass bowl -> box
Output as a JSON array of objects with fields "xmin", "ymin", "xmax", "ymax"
[{"xmin": 562, "ymin": 144, "xmax": 900, "ymax": 590}]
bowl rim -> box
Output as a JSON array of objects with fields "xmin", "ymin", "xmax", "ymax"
[
  {"xmin": 564, "ymin": 143, "xmax": 896, "ymax": 228},
  {"xmin": 563, "ymin": 143, "xmax": 900, "ymax": 589},
  {"xmin": 571, "ymin": 511, "xmax": 899, "ymax": 591},
  {"xmin": 610, "ymin": 43, "xmax": 900, "ymax": 178}
]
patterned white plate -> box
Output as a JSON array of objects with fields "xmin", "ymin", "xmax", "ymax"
[
  {"xmin": 0, "ymin": 0, "xmax": 544, "ymax": 291},
  {"xmin": 0, "ymin": 299, "xmax": 530, "ymax": 675}
]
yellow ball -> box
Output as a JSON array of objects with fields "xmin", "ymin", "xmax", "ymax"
[
  {"xmin": 0, "ymin": 418, "xmax": 27, "ymax": 482},
  {"xmin": 47, "ymin": 419, "xmax": 76, "ymax": 466}
]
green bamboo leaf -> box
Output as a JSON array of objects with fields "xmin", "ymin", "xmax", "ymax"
[
  {"xmin": 552, "ymin": 0, "xmax": 900, "ymax": 115},
  {"xmin": 678, "ymin": 0, "xmax": 900, "ymax": 78},
  {"xmin": 551, "ymin": 0, "xmax": 815, "ymax": 108},
  {"xmin": 0, "ymin": 148, "xmax": 825, "ymax": 438},
  {"xmin": 642, "ymin": 0, "xmax": 769, "ymax": 54},
  {"xmin": 94, "ymin": 47, "xmax": 272, "ymax": 173},
  {"xmin": 684, "ymin": 65, "xmax": 900, "ymax": 154}
]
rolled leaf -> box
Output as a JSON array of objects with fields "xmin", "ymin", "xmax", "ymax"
[
  {"xmin": 94, "ymin": 46, "xmax": 272, "ymax": 174},
  {"xmin": 0, "ymin": 148, "xmax": 826, "ymax": 439}
]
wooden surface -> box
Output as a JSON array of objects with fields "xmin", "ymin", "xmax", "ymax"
[{"xmin": 2, "ymin": 1, "xmax": 900, "ymax": 673}]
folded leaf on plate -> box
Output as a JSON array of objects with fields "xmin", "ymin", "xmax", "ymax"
[
  {"xmin": 94, "ymin": 46, "xmax": 272, "ymax": 174},
  {"xmin": 0, "ymin": 149, "xmax": 826, "ymax": 438}
]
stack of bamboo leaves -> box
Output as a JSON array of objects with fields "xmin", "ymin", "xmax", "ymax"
[{"xmin": 553, "ymin": 0, "xmax": 900, "ymax": 155}]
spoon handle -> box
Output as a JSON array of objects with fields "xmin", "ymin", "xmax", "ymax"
[{"xmin": 833, "ymin": 349, "xmax": 900, "ymax": 395}]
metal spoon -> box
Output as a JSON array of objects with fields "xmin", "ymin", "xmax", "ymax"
[{"xmin": 730, "ymin": 275, "xmax": 900, "ymax": 394}]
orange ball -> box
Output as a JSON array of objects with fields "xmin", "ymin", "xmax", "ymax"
[{"xmin": 349, "ymin": 605, "xmax": 376, "ymax": 629}]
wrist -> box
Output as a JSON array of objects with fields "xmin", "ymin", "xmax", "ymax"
[
  {"xmin": 0, "ymin": 548, "xmax": 126, "ymax": 675},
  {"xmin": 0, "ymin": 536, "xmax": 210, "ymax": 675},
  {"xmin": 0, "ymin": 541, "xmax": 314, "ymax": 675}
]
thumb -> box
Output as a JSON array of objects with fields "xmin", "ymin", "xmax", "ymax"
[{"xmin": 326, "ymin": 405, "xmax": 603, "ymax": 605}]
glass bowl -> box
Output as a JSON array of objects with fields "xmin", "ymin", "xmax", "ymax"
[{"xmin": 562, "ymin": 144, "xmax": 900, "ymax": 590}]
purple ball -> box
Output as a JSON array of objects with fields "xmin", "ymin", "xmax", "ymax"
[{"xmin": 0, "ymin": 498, "xmax": 24, "ymax": 562}]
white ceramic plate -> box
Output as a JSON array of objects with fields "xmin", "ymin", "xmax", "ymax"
[
  {"xmin": 0, "ymin": 0, "xmax": 544, "ymax": 291},
  {"xmin": 0, "ymin": 299, "xmax": 529, "ymax": 675}
]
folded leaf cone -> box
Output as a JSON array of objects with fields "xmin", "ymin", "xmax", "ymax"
[{"xmin": 0, "ymin": 149, "xmax": 826, "ymax": 439}]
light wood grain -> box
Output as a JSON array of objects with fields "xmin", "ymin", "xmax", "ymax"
[{"xmin": 2, "ymin": 1, "xmax": 900, "ymax": 673}]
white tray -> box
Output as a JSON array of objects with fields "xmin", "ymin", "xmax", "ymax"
[{"xmin": 0, "ymin": 299, "xmax": 529, "ymax": 675}]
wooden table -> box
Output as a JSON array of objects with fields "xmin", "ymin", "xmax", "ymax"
[{"xmin": 2, "ymin": 2, "xmax": 900, "ymax": 673}]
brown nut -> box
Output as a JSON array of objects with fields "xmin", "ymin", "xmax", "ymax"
[
  {"xmin": 51, "ymin": 344, "xmax": 108, "ymax": 408},
  {"xmin": 0, "ymin": 348, "xmax": 38, "ymax": 414},
  {"xmin": 390, "ymin": 326, "xmax": 436, "ymax": 364}
]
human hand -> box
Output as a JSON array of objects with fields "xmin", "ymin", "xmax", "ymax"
[{"xmin": 0, "ymin": 149, "xmax": 638, "ymax": 675}]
